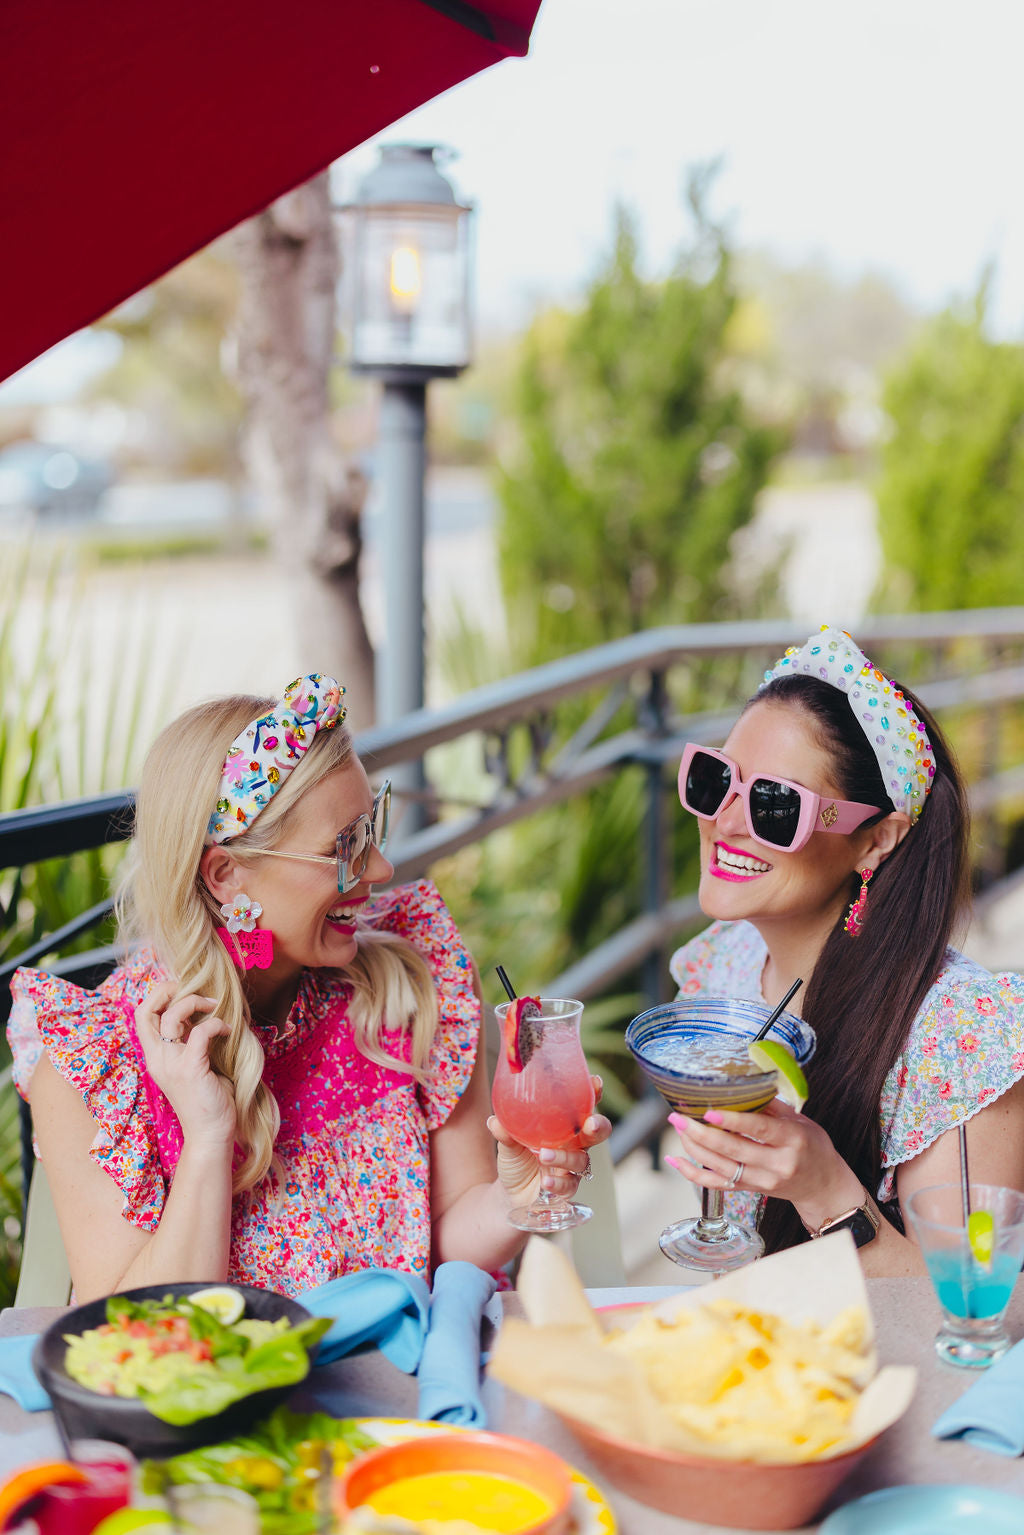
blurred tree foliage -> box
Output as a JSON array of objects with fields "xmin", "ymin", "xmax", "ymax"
[
  {"xmin": 876, "ymin": 281, "xmax": 1024, "ymax": 610},
  {"xmin": 497, "ymin": 171, "xmax": 785, "ymax": 664},
  {"xmin": 86, "ymin": 248, "xmax": 244, "ymax": 478},
  {"xmin": 439, "ymin": 178, "xmax": 782, "ymax": 1098}
]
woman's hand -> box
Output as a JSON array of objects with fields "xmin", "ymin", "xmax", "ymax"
[
  {"xmin": 667, "ymin": 1099, "xmax": 864, "ymax": 1230},
  {"xmin": 487, "ymin": 1074, "xmax": 613, "ymax": 1208},
  {"xmin": 135, "ymin": 981, "xmax": 237, "ymax": 1151}
]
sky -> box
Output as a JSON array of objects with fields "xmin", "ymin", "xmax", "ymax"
[{"xmin": 4, "ymin": 0, "xmax": 1024, "ymax": 403}]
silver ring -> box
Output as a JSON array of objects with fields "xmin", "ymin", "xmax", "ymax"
[
  {"xmin": 580, "ymin": 1153, "xmax": 593, "ymax": 1182},
  {"xmin": 159, "ymin": 1035, "xmax": 185, "ymax": 1044},
  {"xmin": 729, "ymin": 1160, "xmax": 744, "ymax": 1187}
]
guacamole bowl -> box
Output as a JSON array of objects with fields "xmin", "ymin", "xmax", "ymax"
[{"xmin": 33, "ymin": 1282, "xmax": 323, "ymax": 1459}]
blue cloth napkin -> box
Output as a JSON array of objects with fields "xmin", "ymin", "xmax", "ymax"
[
  {"xmin": 415, "ymin": 1260, "xmax": 497, "ymax": 1428},
  {"xmin": 932, "ymin": 1337, "xmax": 1024, "ymax": 1454},
  {"xmin": 299, "ymin": 1268, "xmax": 431, "ymax": 1373},
  {"xmin": 0, "ymin": 1334, "xmax": 51, "ymax": 1412}
]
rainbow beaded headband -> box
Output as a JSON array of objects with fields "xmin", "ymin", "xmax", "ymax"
[
  {"xmin": 205, "ymin": 673, "xmax": 346, "ymax": 845},
  {"xmin": 761, "ymin": 626, "xmax": 936, "ymax": 821}
]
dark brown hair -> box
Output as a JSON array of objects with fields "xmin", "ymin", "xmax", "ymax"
[{"xmin": 751, "ymin": 673, "xmax": 971, "ymax": 1253}]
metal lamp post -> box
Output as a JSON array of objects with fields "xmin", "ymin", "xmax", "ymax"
[{"xmin": 339, "ymin": 144, "xmax": 472, "ymax": 832}]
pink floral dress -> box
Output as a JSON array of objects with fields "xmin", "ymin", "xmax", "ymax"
[
  {"xmin": 670, "ymin": 919, "xmax": 1024, "ymax": 1204},
  {"xmin": 7, "ymin": 880, "xmax": 480, "ymax": 1296}
]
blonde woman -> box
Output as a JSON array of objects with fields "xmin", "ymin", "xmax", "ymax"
[{"xmin": 8, "ymin": 674, "xmax": 608, "ymax": 1301}]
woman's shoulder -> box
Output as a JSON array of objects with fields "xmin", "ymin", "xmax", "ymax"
[
  {"xmin": 7, "ymin": 953, "xmax": 168, "ymax": 1230},
  {"xmin": 8, "ymin": 951, "xmax": 164, "ymax": 1098},
  {"xmin": 881, "ymin": 949, "xmax": 1024, "ymax": 1176},
  {"xmin": 914, "ymin": 949, "xmax": 1024, "ymax": 1044},
  {"xmin": 669, "ymin": 920, "xmax": 766, "ymax": 997},
  {"xmin": 362, "ymin": 879, "xmax": 474, "ymax": 982}
]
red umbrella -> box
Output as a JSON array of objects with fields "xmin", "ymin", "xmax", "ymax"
[{"xmin": 0, "ymin": 0, "xmax": 542, "ymax": 383}]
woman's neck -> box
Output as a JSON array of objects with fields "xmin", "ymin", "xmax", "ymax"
[
  {"xmin": 751, "ymin": 905, "xmax": 843, "ymax": 1013},
  {"xmin": 244, "ymin": 965, "xmax": 302, "ymax": 1035}
]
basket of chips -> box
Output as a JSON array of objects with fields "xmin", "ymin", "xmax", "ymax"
[{"xmin": 488, "ymin": 1236, "xmax": 916, "ymax": 1530}]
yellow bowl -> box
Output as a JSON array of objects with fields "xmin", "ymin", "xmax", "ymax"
[{"xmin": 335, "ymin": 1430, "xmax": 575, "ymax": 1535}]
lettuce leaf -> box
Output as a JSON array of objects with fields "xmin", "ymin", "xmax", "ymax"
[{"xmin": 138, "ymin": 1316, "xmax": 332, "ymax": 1425}]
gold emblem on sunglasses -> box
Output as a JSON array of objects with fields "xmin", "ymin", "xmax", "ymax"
[{"xmin": 820, "ymin": 802, "xmax": 839, "ymax": 828}]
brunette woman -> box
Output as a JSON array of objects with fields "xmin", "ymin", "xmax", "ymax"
[{"xmin": 669, "ymin": 626, "xmax": 1024, "ymax": 1272}]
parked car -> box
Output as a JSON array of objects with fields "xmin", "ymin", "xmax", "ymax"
[{"xmin": 0, "ymin": 441, "xmax": 114, "ymax": 517}]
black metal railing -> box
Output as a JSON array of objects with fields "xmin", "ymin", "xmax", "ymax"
[{"xmin": 4, "ymin": 610, "xmax": 1024, "ymax": 1192}]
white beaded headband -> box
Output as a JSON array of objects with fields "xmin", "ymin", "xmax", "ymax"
[
  {"xmin": 206, "ymin": 673, "xmax": 346, "ymax": 844},
  {"xmin": 761, "ymin": 626, "xmax": 936, "ymax": 821}
]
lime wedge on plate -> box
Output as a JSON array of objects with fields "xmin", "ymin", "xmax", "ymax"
[
  {"xmin": 968, "ymin": 1209, "xmax": 995, "ymax": 1264},
  {"xmin": 747, "ymin": 1040, "xmax": 808, "ymax": 1110},
  {"xmin": 189, "ymin": 1285, "xmax": 245, "ymax": 1324}
]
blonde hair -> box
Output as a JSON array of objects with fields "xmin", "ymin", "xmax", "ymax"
[{"xmin": 116, "ymin": 693, "xmax": 438, "ymax": 1195}]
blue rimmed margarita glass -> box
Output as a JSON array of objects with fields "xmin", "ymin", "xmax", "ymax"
[{"xmin": 627, "ymin": 998, "xmax": 816, "ymax": 1274}]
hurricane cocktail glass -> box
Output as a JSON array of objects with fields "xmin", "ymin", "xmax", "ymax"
[
  {"xmin": 906, "ymin": 1183, "xmax": 1024, "ymax": 1368},
  {"xmin": 492, "ymin": 997, "xmax": 596, "ymax": 1232},
  {"xmin": 627, "ymin": 998, "xmax": 816, "ymax": 1273}
]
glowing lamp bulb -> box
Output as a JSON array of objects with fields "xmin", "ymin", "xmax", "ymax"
[{"xmin": 389, "ymin": 245, "xmax": 421, "ymax": 312}]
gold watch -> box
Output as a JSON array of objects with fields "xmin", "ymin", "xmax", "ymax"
[{"xmin": 809, "ymin": 1200, "xmax": 880, "ymax": 1249}]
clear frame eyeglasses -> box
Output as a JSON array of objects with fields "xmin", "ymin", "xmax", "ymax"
[{"xmin": 256, "ymin": 780, "xmax": 391, "ymax": 893}]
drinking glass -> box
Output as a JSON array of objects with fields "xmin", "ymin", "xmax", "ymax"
[
  {"xmin": 492, "ymin": 997, "xmax": 596, "ymax": 1231},
  {"xmin": 906, "ymin": 1183, "xmax": 1024, "ymax": 1368},
  {"xmin": 627, "ymin": 998, "xmax": 815, "ymax": 1274}
]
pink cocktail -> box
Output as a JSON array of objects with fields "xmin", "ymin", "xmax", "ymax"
[{"xmin": 492, "ymin": 997, "xmax": 595, "ymax": 1231}]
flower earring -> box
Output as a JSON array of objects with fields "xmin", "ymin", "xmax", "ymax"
[
  {"xmin": 216, "ymin": 893, "xmax": 274, "ymax": 971},
  {"xmin": 844, "ymin": 867, "xmax": 874, "ymax": 938}
]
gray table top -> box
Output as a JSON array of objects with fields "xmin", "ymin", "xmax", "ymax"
[{"xmin": 3, "ymin": 1279, "xmax": 1024, "ymax": 1533}]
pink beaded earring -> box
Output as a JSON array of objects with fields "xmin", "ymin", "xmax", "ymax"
[{"xmin": 844, "ymin": 867, "xmax": 874, "ymax": 937}]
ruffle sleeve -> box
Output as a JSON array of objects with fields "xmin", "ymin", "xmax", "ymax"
[
  {"xmin": 6, "ymin": 961, "xmax": 169, "ymax": 1231},
  {"xmin": 878, "ymin": 952, "xmax": 1024, "ymax": 1200},
  {"xmin": 669, "ymin": 920, "xmax": 766, "ymax": 1001},
  {"xmin": 363, "ymin": 878, "xmax": 480, "ymax": 1130}
]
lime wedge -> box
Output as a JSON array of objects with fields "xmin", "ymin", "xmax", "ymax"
[
  {"xmin": 189, "ymin": 1285, "xmax": 245, "ymax": 1324},
  {"xmin": 747, "ymin": 1040, "xmax": 808, "ymax": 1111},
  {"xmin": 968, "ymin": 1209, "xmax": 995, "ymax": 1264}
]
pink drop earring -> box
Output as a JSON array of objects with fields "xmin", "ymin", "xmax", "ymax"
[
  {"xmin": 844, "ymin": 867, "xmax": 874, "ymax": 938},
  {"xmin": 216, "ymin": 894, "xmax": 274, "ymax": 971}
]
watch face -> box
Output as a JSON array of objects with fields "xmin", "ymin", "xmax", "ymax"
[{"xmin": 848, "ymin": 1209, "xmax": 878, "ymax": 1248}]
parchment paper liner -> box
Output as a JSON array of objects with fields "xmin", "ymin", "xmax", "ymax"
[{"xmin": 488, "ymin": 1231, "xmax": 916, "ymax": 1463}]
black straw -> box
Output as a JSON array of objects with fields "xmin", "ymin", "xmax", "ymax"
[
  {"xmin": 958, "ymin": 1123, "xmax": 972, "ymax": 1225},
  {"xmin": 496, "ymin": 965, "xmax": 517, "ymax": 1002},
  {"xmin": 753, "ymin": 978, "xmax": 804, "ymax": 1043}
]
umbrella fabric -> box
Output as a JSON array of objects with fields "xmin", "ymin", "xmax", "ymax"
[{"xmin": 0, "ymin": 0, "xmax": 542, "ymax": 382}]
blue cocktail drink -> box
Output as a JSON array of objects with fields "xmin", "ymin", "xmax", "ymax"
[
  {"xmin": 907, "ymin": 1184, "xmax": 1024, "ymax": 1368},
  {"xmin": 924, "ymin": 1251, "xmax": 1020, "ymax": 1320}
]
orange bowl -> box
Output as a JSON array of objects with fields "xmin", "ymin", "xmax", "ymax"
[
  {"xmin": 545, "ymin": 1302, "xmax": 876, "ymax": 1530},
  {"xmin": 554, "ymin": 1410, "xmax": 874, "ymax": 1531},
  {"xmin": 335, "ymin": 1430, "xmax": 574, "ymax": 1535}
]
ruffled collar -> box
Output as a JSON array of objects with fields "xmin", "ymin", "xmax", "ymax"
[{"xmin": 249, "ymin": 968, "xmax": 348, "ymax": 1057}]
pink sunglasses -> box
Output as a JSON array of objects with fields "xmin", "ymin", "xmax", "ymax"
[{"xmin": 678, "ymin": 743, "xmax": 883, "ymax": 853}]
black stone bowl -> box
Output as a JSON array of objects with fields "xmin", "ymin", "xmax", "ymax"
[{"xmin": 33, "ymin": 1282, "xmax": 320, "ymax": 1460}]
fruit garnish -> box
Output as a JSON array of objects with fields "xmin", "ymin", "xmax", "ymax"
[
  {"xmin": 0, "ymin": 1462, "xmax": 88, "ymax": 1528},
  {"xmin": 747, "ymin": 1040, "xmax": 808, "ymax": 1111},
  {"xmin": 188, "ymin": 1285, "xmax": 245, "ymax": 1324},
  {"xmin": 968, "ymin": 1209, "xmax": 995, "ymax": 1264},
  {"xmin": 503, "ymin": 996, "xmax": 542, "ymax": 1073}
]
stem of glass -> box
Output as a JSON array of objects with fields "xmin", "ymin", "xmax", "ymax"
[{"xmin": 695, "ymin": 1186, "xmax": 729, "ymax": 1240}]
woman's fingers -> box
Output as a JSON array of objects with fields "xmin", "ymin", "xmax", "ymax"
[{"xmin": 141, "ymin": 992, "xmax": 219, "ymax": 1044}]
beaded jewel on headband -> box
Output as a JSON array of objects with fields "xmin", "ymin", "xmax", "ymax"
[
  {"xmin": 760, "ymin": 625, "xmax": 936, "ymax": 821},
  {"xmin": 206, "ymin": 673, "xmax": 346, "ymax": 844}
]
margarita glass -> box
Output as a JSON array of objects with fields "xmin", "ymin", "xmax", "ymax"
[
  {"xmin": 906, "ymin": 1183, "xmax": 1024, "ymax": 1368},
  {"xmin": 626, "ymin": 998, "xmax": 815, "ymax": 1273},
  {"xmin": 492, "ymin": 998, "xmax": 596, "ymax": 1232}
]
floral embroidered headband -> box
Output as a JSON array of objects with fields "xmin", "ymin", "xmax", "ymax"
[
  {"xmin": 761, "ymin": 625, "xmax": 936, "ymax": 821},
  {"xmin": 206, "ymin": 673, "xmax": 346, "ymax": 844}
]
